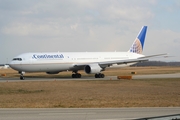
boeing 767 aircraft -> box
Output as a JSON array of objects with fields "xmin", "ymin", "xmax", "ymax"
[{"xmin": 9, "ymin": 26, "xmax": 165, "ymax": 80}]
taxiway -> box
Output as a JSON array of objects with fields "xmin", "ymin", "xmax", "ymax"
[
  {"xmin": 0, "ymin": 73, "xmax": 180, "ymax": 82},
  {"xmin": 0, "ymin": 108, "xmax": 180, "ymax": 120}
]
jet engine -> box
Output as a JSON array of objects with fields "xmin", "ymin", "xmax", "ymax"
[{"xmin": 84, "ymin": 64, "xmax": 102, "ymax": 74}]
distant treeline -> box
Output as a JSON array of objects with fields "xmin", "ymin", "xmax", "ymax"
[{"xmin": 131, "ymin": 61, "xmax": 180, "ymax": 67}]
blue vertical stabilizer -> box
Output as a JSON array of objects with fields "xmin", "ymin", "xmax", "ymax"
[{"xmin": 129, "ymin": 26, "xmax": 147, "ymax": 54}]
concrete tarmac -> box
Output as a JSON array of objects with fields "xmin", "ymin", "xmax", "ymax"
[
  {"xmin": 0, "ymin": 108, "xmax": 180, "ymax": 120},
  {"xmin": 0, "ymin": 73, "xmax": 180, "ymax": 82},
  {"xmin": 133, "ymin": 73, "xmax": 180, "ymax": 79}
]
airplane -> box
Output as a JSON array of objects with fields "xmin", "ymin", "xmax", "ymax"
[{"xmin": 9, "ymin": 26, "xmax": 166, "ymax": 80}]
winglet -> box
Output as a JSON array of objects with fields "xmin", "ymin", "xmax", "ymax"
[{"xmin": 129, "ymin": 26, "xmax": 147, "ymax": 54}]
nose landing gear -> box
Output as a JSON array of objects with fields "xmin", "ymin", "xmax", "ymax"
[{"xmin": 19, "ymin": 71, "xmax": 25, "ymax": 80}]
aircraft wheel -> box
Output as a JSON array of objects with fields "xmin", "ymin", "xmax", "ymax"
[
  {"xmin": 77, "ymin": 73, "xmax": 81, "ymax": 78},
  {"xmin": 101, "ymin": 74, "xmax": 105, "ymax": 78},
  {"xmin": 72, "ymin": 74, "xmax": 75, "ymax": 78},
  {"xmin": 72, "ymin": 73, "xmax": 81, "ymax": 78},
  {"xmin": 95, "ymin": 73, "xmax": 105, "ymax": 78},
  {"xmin": 20, "ymin": 75, "xmax": 25, "ymax": 80},
  {"xmin": 95, "ymin": 74, "xmax": 99, "ymax": 78}
]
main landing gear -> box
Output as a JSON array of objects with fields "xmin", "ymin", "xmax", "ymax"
[
  {"xmin": 72, "ymin": 71, "xmax": 81, "ymax": 78},
  {"xmin": 71, "ymin": 71, "xmax": 105, "ymax": 78},
  {"xmin": 19, "ymin": 71, "xmax": 25, "ymax": 80},
  {"xmin": 95, "ymin": 73, "xmax": 105, "ymax": 78}
]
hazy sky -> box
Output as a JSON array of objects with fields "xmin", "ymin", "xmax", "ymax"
[{"xmin": 0, "ymin": 0, "xmax": 180, "ymax": 63}]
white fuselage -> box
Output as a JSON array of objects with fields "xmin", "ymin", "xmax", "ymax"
[{"xmin": 9, "ymin": 52, "xmax": 144, "ymax": 72}]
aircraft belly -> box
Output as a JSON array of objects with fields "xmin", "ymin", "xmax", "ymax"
[{"xmin": 20, "ymin": 63, "xmax": 72, "ymax": 72}]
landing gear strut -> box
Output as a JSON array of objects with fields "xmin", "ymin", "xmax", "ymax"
[
  {"xmin": 19, "ymin": 71, "xmax": 25, "ymax": 80},
  {"xmin": 20, "ymin": 75, "xmax": 24, "ymax": 80},
  {"xmin": 95, "ymin": 73, "xmax": 105, "ymax": 78},
  {"xmin": 72, "ymin": 71, "xmax": 81, "ymax": 78}
]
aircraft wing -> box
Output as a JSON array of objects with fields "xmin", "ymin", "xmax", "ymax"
[
  {"xmin": 72, "ymin": 58, "xmax": 148, "ymax": 70},
  {"xmin": 98, "ymin": 58, "xmax": 148, "ymax": 68},
  {"xmin": 98, "ymin": 53, "xmax": 167, "ymax": 67},
  {"xmin": 139, "ymin": 53, "xmax": 168, "ymax": 59},
  {"xmin": 74, "ymin": 53, "xmax": 167, "ymax": 68}
]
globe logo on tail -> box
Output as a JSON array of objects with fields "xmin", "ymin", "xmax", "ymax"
[
  {"xmin": 129, "ymin": 26, "xmax": 147, "ymax": 54},
  {"xmin": 129, "ymin": 38, "xmax": 143, "ymax": 54}
]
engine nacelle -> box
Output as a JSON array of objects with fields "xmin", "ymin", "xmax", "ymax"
[
  {"xmin": 84, "ymin": 64, "xmax": 102, "ymax": 74},
  {"xmin": 46, "ymin": 72, "xmax": 59, "ymax": 74}
]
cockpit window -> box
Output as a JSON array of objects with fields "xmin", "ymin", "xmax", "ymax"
[{"xmin": 13, "ymin": 58, "xmax": 22, "ymax": 61}]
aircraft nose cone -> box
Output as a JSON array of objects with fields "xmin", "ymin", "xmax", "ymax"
[{"xmin": 9, "ymin": 61, "xmax": 15, "ymax": 68}]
